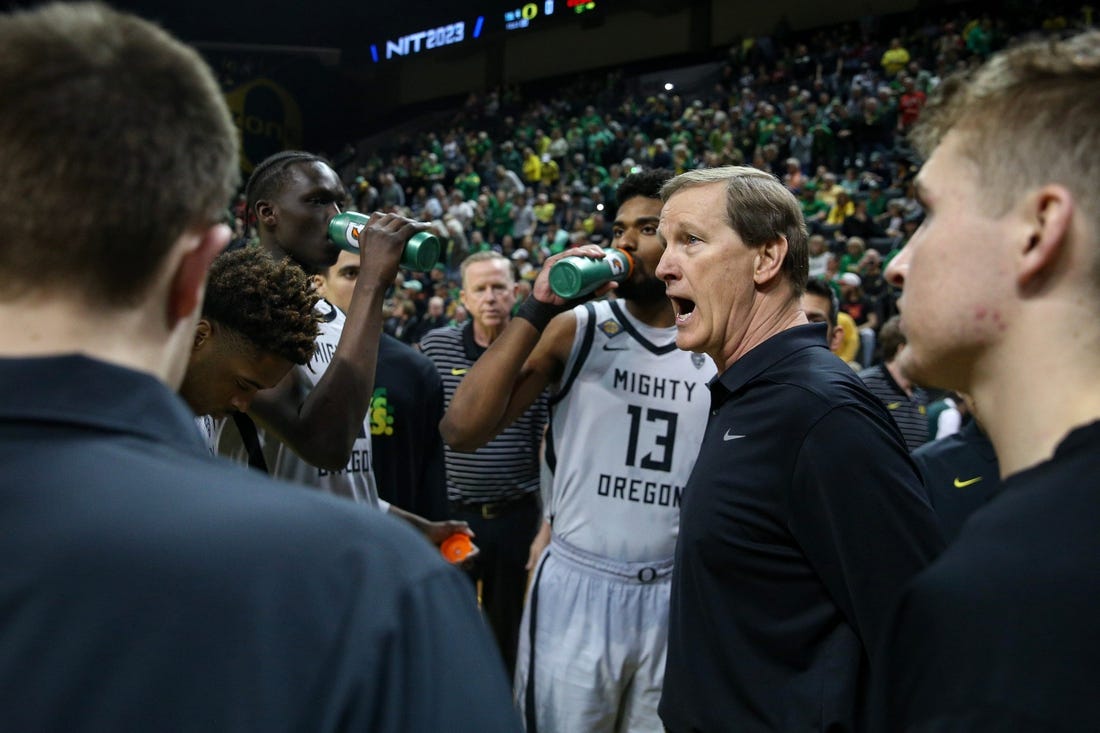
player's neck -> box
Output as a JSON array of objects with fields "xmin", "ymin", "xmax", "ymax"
[
  {"xmin": 258, "ymin": 234, "xmax": 286, "ymax": 261},
  {"xmin": 0, "ymin": 298, "xmax": 189, "ymax": 387},
  {"xmin": 975, "ymin": 341, "xmax": 1100, "ymax": 480},
  {"xmin": 624, "ymin": 297, "xmax": 675, "ymax": 328},
  {"xmin": 259, "ymin": 237, "xmax": 311, "ymax": 275}
]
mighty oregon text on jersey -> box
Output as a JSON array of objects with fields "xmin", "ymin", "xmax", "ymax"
[{"xmin": 545, "ymin": 299, "xmax": 715, "ymax": 563}]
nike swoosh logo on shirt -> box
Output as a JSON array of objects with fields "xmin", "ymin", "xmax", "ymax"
[
  {"xmin": 886, "ymin": 401, "xmax": 902, "ymax": 410},
  {"xmin": 602, "ymin": 344, "xmax": 629, "ymax": 351},
  {"xmin": 451, "ymin": 368, "xmax": 468, "ymax": 376},
  {"xmin": 723, "ymin": 430, "xmax": 746, "ymax": 441},
  {"xmin": 953, "ymin": 476, "xmax": 983, "ymax": 488}
]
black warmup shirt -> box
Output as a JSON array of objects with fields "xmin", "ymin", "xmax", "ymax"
[
  {"xmin": 911, "ymin": 419, "xmax": 1001, "ymax": 544},
  {"xmin": 0, "ymin": 356, "xmax": 521, "ymax": 732},
  {"xmin": 660, "ymin": 324, "xmax": 944, "ymax": 733},
  {"xmin": 372, "ymin": 333, "xmax": 449, "ymax": 520},
  {"xmin": 873, "ymin": 420, "xmax": 1100, "ymax": 732}
]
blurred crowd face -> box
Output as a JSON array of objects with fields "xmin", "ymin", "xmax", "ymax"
[{"xmin": 461, "ymin": 258, "xmax": 517, "ymax": 332}]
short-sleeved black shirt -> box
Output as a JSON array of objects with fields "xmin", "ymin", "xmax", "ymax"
[
  {"xmin": 910, "ymin": 419, "xmax": 1001, "ymax": 544},
  {"xmin": 857, "ymin": 363, "xmax": 931, "ymax": 451},
  {"xmin": 0, "ymin": 355, "xmax": 521, "ymax": 732},
  {"xmin": 372, "ymin": 333, "xmax": 449, "ymax": 520},
  {"xmin": 659, "ymin": 324, "xmax": 944, "ymax": 733},
  {"xmin": 873, "ymin": 419, "xmax": 1100, "ymax": 732}
]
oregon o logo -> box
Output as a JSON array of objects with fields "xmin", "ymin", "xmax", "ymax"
[{"xmin": 224, "ymin": 78, "xmax": 304, "ymax": 174}]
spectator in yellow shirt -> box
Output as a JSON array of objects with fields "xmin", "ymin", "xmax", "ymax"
[{"xmin": 881, "ymin": 38, "xmax": 911, "ymax": 76}]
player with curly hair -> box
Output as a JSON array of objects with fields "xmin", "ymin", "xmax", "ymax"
[{"xmin": 180, "ymin": 247, "xmax": 320, "ymax": 429}]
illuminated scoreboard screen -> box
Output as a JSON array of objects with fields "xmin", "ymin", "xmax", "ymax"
[
  {"xmin": 504, "ymin": 0, "xmax": 598, "ymax": 30},
  {"xmin": 368, "ymin": 0, "xmax": 605, "ymax": 63}
]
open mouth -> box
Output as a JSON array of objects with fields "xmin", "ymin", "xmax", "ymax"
[{"xmin": 670, "ymin": 296, "xmax": 696, "ymax": 324}]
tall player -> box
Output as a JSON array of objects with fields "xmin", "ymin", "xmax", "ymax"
[
  {"xmin": 241, "ymin": 150, "xmax": 415, "ymax": 505},
  {"xmin": 442, "ymin": 169, "xmax": 715, "ymax": 732},
  {"xmin": 228, "ymin": 152, "xmax": 471, "ymax": 547}
]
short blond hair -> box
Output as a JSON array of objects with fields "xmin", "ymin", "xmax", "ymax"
[
  {"xmin": 0, "ymin": 3, "xmax": 238, "ymax": 306},
  {"xmin": 459, "ymin": 250, "xmax": 514, "ymax": 288},
  {"xmin": 912, "ymin": 31, "xmax": 1100, "ymax": 226}
]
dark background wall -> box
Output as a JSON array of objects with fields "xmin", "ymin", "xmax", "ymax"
[{"xmin": 3, "ymin": 0, "xmax": 952, "ymax": 161}]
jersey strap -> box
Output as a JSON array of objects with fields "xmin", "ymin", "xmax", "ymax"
[
  {"xmin": 231, "ymin": 412, "xmax": 269, "ymax": 474},
  {"xmin": 550, "ymin": 302, "xmax": 597, "ymax": 407}
]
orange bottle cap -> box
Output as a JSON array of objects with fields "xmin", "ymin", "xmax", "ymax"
[{"xmin": 440, "ymin": 533, "xmax": 473, "ymax": 563}]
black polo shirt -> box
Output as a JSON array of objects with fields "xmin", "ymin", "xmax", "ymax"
[
  {"xmin": 911, "ymin": 419, "xmax": 1001, "ymax": 544},
  {"xmin": 858, "ymin": 363, "xmax": 931, "ymax": 451},
  {"xmin": 660, "ymin": 324, "xmax": 944, "ymax": 733},
  {"xmin": 873, "ymin": 419, "xmax": 1100, "ymax": 731},
  {"xmin": 0, "ymin": 355, "xmax": 521, "ymax": 732},
  {"xmin": 420, "ymin": 323, "xmax": 548, "ymax": 504}
]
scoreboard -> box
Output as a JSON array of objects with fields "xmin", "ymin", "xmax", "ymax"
[
  {"xmin": 504, "ymin": 0, "xmax": 598, "ymax": 31},
  {"xmin": 368, "ymin": 0, "xmax": 606, "ymax": 63}
]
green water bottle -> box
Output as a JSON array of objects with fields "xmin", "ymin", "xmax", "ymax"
[
  {"xmin": 328, "ymin": 212, "xmax": 440, "ymax": 271},
  {"xmin": 548, "ymin": 248, "xmax": 634, "ymax": 299}
]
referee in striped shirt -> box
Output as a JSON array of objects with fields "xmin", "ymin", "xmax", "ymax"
[
  {"xmin": 857, "ymin": 315, "xmax": 931, "ymax": 451},
  {"xmin": 420, "ymin": 251, "xmax": 548, "ymax": 679}
]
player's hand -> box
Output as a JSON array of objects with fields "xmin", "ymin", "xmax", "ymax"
[
  {"xmin": 355, "ymin": 212, "xmax": 432, "ymax": 287},
  {"xmin": 424, "ymin": 520, "xmax": 480, "ymax": 568},
  {"xmin": 424, "ymin": 519, "xmax": 474, "ymax": 546},
  {"xmin": 530, "ymin": 244, "xmax": 617, "ymax": 307},
  {"xmin": 525, "ymin": 520, "xmax": 552, "ymax": 571}
]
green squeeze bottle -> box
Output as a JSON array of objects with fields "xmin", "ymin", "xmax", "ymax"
[
  {"xmin": 328, "ymin": 212, "xmax": 440, "ymax": 271},
  {"xmin": 548, "ymin": 248, "xmax": 635, "ymax": 299}
]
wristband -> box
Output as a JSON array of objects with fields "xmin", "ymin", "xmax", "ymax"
[{"xmin": 515, "ymin": 296, "xmax": 567, "ymax": 333}]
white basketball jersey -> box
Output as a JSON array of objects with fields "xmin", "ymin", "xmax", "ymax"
[
  {"xmin": 546, "ymin": 299, "xmax": 716, "ymax": 562},
  {"xmin": 194, "ymin": 415, "xmax": 221, "ymax": 455},
  {"xmin": 268, "ymin": 300, "xmax": 380, "ymax": 507}
]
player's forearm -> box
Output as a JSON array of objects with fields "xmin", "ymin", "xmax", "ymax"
[
  {"xmin": 387, "ymin": 504, "xmax": 429, "ymax": 534},
  {"xmin": 294, "ymin": 282, "xmax": 387, "ymax": 467},
  {"xmin": 441, "ymin": 318, "xmax": 541, "ymax": 451}
]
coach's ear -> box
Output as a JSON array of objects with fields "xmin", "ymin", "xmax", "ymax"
[
  {"xmin": 753, "ymin": 236, "xmax": 788, "ymax": 287},
  {"xmin": 1018, "ymin": 184, "xmax": 1073, "ymax": 295},
  {"xmin": 167, "ymin": 223, "xmax": 231, "ymax": 328}
]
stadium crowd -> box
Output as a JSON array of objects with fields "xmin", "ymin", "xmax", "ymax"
[{"xmin": 225, "ymin": 2, "xmax": 1086, "ymax": 370}]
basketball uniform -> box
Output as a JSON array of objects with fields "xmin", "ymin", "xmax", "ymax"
[
  {"xmin": 515, "ymin": 299, "xmax": 715, "ymax": 732},
  {"xmin": 195, "ymin": 415, "xmax": 220, "ymax": 456}
]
